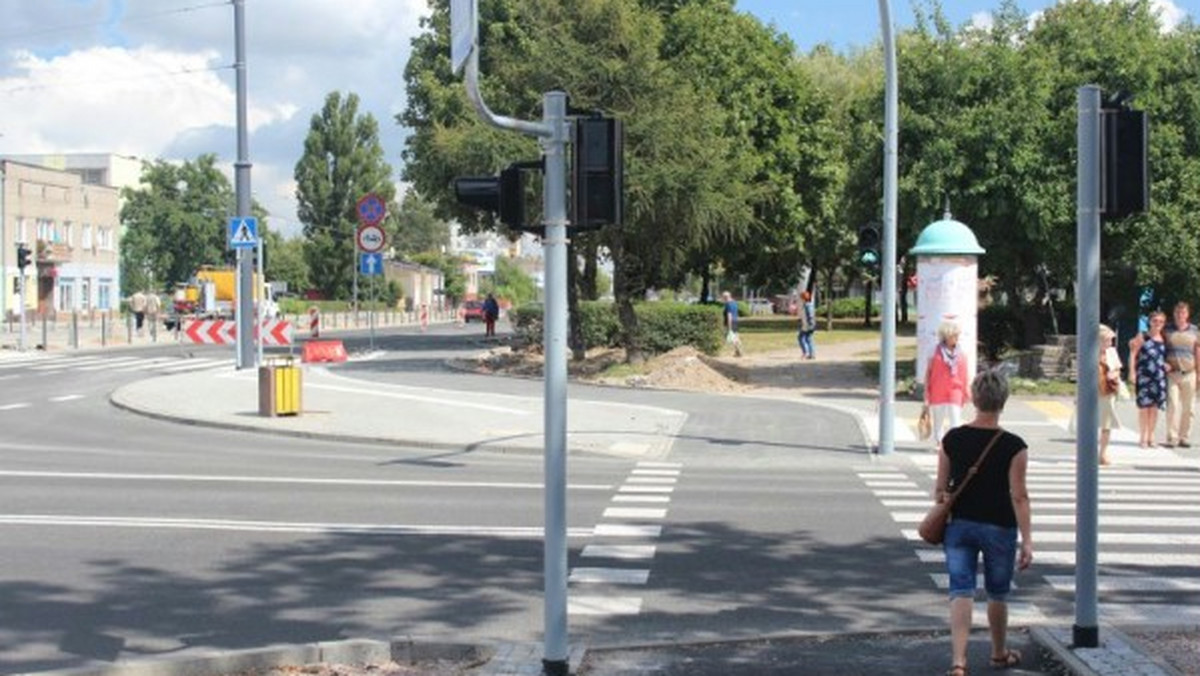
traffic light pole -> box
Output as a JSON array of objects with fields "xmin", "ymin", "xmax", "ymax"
[
  {"xmin": 233, "ymin": 0, "xmax": 255, "ymax": 370},
  {"xmin": 877, "ymin": 0, "xmax": 899, "ymax": 455},
  {"xmin": 465, "ymin": 50, "xmax": 572, "ymax": 675}
]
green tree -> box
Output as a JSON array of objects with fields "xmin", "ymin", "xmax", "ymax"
[
  {"xmin": 295, "ymin": 91, "xmax": 397, "ymax": 299},
  {"xmin": 120, "ymin": 154, "xmax": 238, "ymax": 292},
  {"xmin": 392, "ymin": 188, "xmax": 452, "ymax": 257},
  {"xmin": 400, "ymin": 0, "xmax": 752, "ymax": 362},
  {"xmin": 481, "ymin": 256, "xmax": 538, "ymax": 306},
  {"xmin": 264, "ymin": 232, "xmax": 311, "ymax": 296}
]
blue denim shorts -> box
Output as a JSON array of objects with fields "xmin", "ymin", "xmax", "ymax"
[{"xmin": 944, "ymin": 517, "xmax": 1018, "ymax": 601}]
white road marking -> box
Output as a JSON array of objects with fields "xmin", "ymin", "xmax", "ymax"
[
  {"xmin": 568, "ymin": 596, "xmax": 642, "ymax": 615},
  {"xmin": 1044, "ymin": 576, "xmax": 1200, "ymax": 592},
  {"xmin": 48, "ymin": 394, "xmax": 85, "ymax": 403},
  {"xmin": 903, "ymin": 528, "xmax": 1200, "ymax": 545},
  {"xmin": 856, "ymin": 472, "xmax": 910, "ymax": 479},
  {"xmin": 864, "ymin": 480, "xmax": 917, "ymax": 488},
  {"xmin": 624, "ymin": 477, "xmax": 677, "ymax": 484},
  {"xmin": 618, "ymin": 485, "xmax": 675, "ymax": 494},
  {"xmin": 929, "ymin": 574, "xmax": 1017, "ymax": 590},
  {"xmin": 637, "ymin": 461, "xmax": 682, "ymax": 469},
  {"xmin": 603, "ymin": 507, "xmax": 667, "ymax": 520},
  {"xmin": 0, "ymin": 514, "xmax": 594, "ymax": 538},
  {"xmin": 155, "ymin": 358, "xmax": 233, "ymax": 373},
  {"xmin": 630, "ymin": 469, "xmax": 680, "ymax": 477},
  {"xmin": 1098, "ymin": 603, "xmax": 1200, "ymax": 625},
  {"xmin": 593, "ymin": 524, "xmax": 662, "ymax": 538},
  {"xmin": 307, "ymin": 381, "xmax": 531, "ymax": 415},
  {"xmin": 109, "ymin": 357, "xmax": 180, "ymax": 371},
  {"xmin": 872, "ymin": 489, "xmax": 927, "ymax": 497},
  {"xmin": 882, "ymin": 499, "xmax": 1200, "ymax": 512},
  {"xmin": 569, "ymin": 568, "xmax": 650, "ymax": 585},
  {"xmin": 611, "ymin": 495, "xmax": 670, "ymax": 504},
  {"xmin": 28, "ymin": 357, "xmax": 108, "ymax": 370},
  {"xmin": 915, "ymin": 548, "xmax": 1200, "ymax": 567},
  {"xmin": 891, "ymin": 512, "xmax": 1200, "ymax": 528},
  {"xmin": 0, "ymin": 403, "xmax": 30, "ymax": 411},
  {"xmin": 0, "ymin": 470, "xmax": 612, "ymax": 491},
  {"xmin": 75, "ymin": 357, "xmax": 148, "ymax": 371},
  {"xmin": 581, "ymin": 544, "xmax": 657, "ymax": 559}
]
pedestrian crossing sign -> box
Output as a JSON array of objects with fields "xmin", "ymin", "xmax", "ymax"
[{"xmin": 228, "ymin": 217, "xmax": 259, "ymax": 249}]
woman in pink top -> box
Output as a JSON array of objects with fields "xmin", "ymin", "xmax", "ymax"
[{"xmin": 925, "ymin": 320, "xmax": 972, "ymax": 450}]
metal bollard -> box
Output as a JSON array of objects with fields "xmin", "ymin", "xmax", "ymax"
[
  {"xmin": 41, "ymin": 313, "xmax": 48, "ymax": 349},
  {"xmin": 101, "ymin": 314, "xmax": 107, "ymax": 347},
  {"xmin": 71, "ymin": 312, "xmax": 79, "ymax": 349},
  {"xmin": 127, "ymin": 313, "xmax": 133, "ymax": 343},
  {"xmin": 151, "ymin": 317, "xmax": 157, "ymax": 342}
]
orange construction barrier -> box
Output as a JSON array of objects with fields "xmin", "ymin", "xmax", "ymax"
[{"xmin": 302, "ymin": 339, "xmax": 348, "ymax": 363}]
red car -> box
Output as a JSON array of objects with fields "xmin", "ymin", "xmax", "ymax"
[{"xmin": 462, "ymin": 300, "xmax": 486, "ymax": 322}]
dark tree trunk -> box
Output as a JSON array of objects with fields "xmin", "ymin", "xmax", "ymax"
[
  {"xmin": 700, "ymin": 266, "xmax": 712, "ymax": 304},
  {"xmin": 611, "ymin": 240, "xmax": 645, "ymax": 365},
  {"xmin": 864, "ymin": 278, "xmax": 873, "ymax": 328},
  {"xmin": 582, "ymin": 238, "xmax": 599, "ymax": 301},
  {"xmin": 567, "ymin": 242, "xmax": 585, "ymax": 361}
]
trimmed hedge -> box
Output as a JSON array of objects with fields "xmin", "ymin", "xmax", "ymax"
[{"xmin": 511, "ymin": 301, "xmax": 724, "ymax": 355}]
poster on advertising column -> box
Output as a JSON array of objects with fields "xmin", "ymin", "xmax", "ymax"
[{"xmin": 915, "ymin": 256, "xmax": 979, "ymax": 387}]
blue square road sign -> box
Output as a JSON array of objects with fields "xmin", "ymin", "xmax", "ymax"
[
  {"xmin": 360, "ymin": 252, "xmax": 384, "ymax": 276},
  {"xmin": 228, "ymin": 217, "xmax": 259, "ymax": 249}
]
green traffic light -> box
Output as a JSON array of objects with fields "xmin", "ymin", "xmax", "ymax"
[{"xmin": 860, "ymin": 251, "xmax": 879, "ymax": 266}]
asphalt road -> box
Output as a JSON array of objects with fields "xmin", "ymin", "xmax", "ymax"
[{"xmin": 1, "ymin": 325, "xmax": 1196, "ymax": 674}]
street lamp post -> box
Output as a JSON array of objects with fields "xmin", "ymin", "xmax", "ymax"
[{"xmin": 877, "ymin": 0, "xmax": 899, "ymax": 455}]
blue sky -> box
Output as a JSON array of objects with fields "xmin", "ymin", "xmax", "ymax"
[{"xmin": 738, "ymin": 0, "xmax": 1196, "ymax": 52}]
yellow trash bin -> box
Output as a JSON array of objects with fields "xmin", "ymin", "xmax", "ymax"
[{"xmin": 258, "ymin": 356, "xmax": 302, "ymax": 417}]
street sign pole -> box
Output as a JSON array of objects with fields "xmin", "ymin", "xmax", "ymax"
[
  {"xmin": 877, "ymin": 0, "xmax": 898, "ymax": 455},
  {"xmin": 370, "ymin": 273, "xmax": 376, "ymax": 352},
  {"xmin": 257, "ymin": 235, "xmax": 265, "ymax": 367},
  {"xmin": 233, "ymin": 0, "xmax": 254, "ymax": 370}
]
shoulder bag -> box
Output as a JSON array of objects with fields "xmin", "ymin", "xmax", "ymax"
[{"xmin": 918, "ymin": 429, "xmax": 1004, "ymax": 545}]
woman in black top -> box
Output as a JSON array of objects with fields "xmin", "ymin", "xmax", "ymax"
[{"xmin": 934, "ymin": 369, "xmax": 1033, "ymax": 675}]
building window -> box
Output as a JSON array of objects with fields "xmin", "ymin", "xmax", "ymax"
[
  {"xmin": 64, "ymin": 222, "xmax": 74, "ymax": 249},
  {"xmin": 16, "ymin": 218, "xmax": 27, "ymax": 243},
  {"xmin": 58, "ymin": 278, "xmax": 75, "ymax": 312},
  {"xmin": 81, "ymin": 279, "xmax": 91, "ymax": 310},
  {"xmin": 37, "ymin": 218, "xmax": 52, "ymax": 241},
  {"xmin": 82, "ymin": 224, "xmax": 93, "ymax": 250},
  {"xmin": 98, "ymin": 279, "xmax": 112, "ymax": 310}
]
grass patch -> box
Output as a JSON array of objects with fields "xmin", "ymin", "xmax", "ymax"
[
  {"xmin": 599, "ymin": 362, "xmax": 649, "ymax": 380},
  {"xmin": 732, "ymin": 316, "xmax": 915, "ymax": 356}
]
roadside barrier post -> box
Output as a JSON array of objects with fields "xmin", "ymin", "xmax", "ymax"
[
  {"xmin": 308, "ymin": 306, "xmax": 320, "ymax": 338},
  {"xmin": 127, "ymin": 313, "xmax": 133, "ymax": 343},
  {"xmin": 101, "ymin": 313, "xmax": 107, "ymax": 347},
  {"xmin": 41, "ymin": 313, "xmax": 48, "ymax": 349},
  {"xmin": 71, "ymin": 312, "xmax": 79, "ymax": 349}
]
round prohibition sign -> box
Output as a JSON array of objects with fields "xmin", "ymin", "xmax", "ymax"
[
  {"xmin": 356, "ymin": 223, "xmax": 387, "ymax": 253},
  {"xmin": 356, "ymin": 193, "xmax": 387, "ymax": 226}
]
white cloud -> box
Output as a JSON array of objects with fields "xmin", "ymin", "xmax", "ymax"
[
  {"xmin": 0, "ymin": 0, "xmax": 429, "ymax": 237},
  {"xmin": 1151, "ymin": 0, "xmax": 1188, "ymax": 30},
  {"xmin": 968, "ymin": 11, "xmax": 995, "ymax": 32}
]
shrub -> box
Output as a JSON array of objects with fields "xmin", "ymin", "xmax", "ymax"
[
  {"xmin": 510, "ymin": 301, "xmax": 723, "ymax": 355},
  {"xmin": 829, "ymin": 296, "xmax": 873, "ymax": 318},
  {"xmin": 977, "ymin": 304, "xmax": 1023, "ymax": 362}
]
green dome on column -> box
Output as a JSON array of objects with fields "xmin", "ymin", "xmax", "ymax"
[{"xmin": 909, "ymin": 217, "xmax": 985, "ymax": 256}]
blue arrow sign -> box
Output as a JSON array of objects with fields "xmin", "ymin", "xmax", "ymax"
[
  {"xmin": 359, "ymin": 252, "xmax": 383, "ymax": 276},
  {"xmin": 228, "ymin": 217, "xmax": 258, "ymax": 249}
]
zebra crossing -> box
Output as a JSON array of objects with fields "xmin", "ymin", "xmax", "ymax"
[
  {"xmin": 0, "ymin": 351, "xmax": 234, "ymax": 376},
  {"xmin": 568, "ymin": 461, "xmax": 682, "ymax": 618},
  {"xmin": 858, "ymin": 454, "xmax": 1200, "ymax": 626}
]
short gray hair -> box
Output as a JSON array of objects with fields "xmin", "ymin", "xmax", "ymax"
[
  {"xmin": 971, "ymin": 369, "xmax": 1010, "ymax": 413},
  {"xmin": 937, "ymin": 320, "xmax": 961, "ymax": 343}
]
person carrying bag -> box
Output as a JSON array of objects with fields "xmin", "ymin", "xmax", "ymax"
[{"xmin": 918, "ymin": 429, "xmax": 1002, "ymax": 545}]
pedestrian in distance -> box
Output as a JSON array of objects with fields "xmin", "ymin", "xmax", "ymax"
[
  {"xmin": 1129, "ymin": 310, "xmax": 1169, "ymax": 448},
  {"xmin": 145, "ymin": 292, "xmax": 161, "ymax": 340},
  {"xmin": 1096, "ymin": 324, "xmax": 1125, "ymax": 466},
  {"xmin": 130, "ymin": 291, "xmax": 147, "ymax": 335},
  {"xmin": 934, "ymin": 369, "xmax": 1032, "ymax": 676},
  {"xmin": 924, "ymin": 320, "xmax": 971, "ymax": 451},
  {"xmin": 483, "ymin": 293, "xmax": 500, "ymax": 338},
  {"xmin": 721, "ymin": 291, "xmax": 742, "ymax": 357},
  {"xmin": 1158, "ymin": 301, "xmax": 1198, "ymax": 447},
  {"xmin": 797, "ymin": 291, "xmax": 816, "ymax": 360}
]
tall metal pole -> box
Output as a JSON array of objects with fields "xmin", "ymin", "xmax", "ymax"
[
  {"xmin": 256, "ymin": 234, "xmax": 264, "ymax": 366},
  {"xmin": 464, "ymin": 48, "xmax": 569, "ymax": 675},
  {"xmin": 877, "ymin": 0, "xmax": 899, "ymax": 455},
  {"xmin": 233, "ymin": 0, "xmax": 254, "ymax": 369},
  {"xmin": 1074, "ymin": 84, "xmax": 1102, "ymax": 649},
  {"xmin": 540, "ymin": 90, "xmax": 570, "ymax": 675},
  {"xmin": 1, "ymin": 161, "xmax": 7, "ymax": 324}
]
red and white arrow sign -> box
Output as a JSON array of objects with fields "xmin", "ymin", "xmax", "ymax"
[
  {"xmin": 184, "ymin": 318, "xmax": 293, "ymax": 345},
  {"xmin": 183, "ymin": 319, "xmax": 237, "ymax": 344},
  {"xmin": 258, "ymin": 319, "xmax": 293, "ymax": 346}
]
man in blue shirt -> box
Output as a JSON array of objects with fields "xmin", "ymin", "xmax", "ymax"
[{"xmin": 721, "ymin": 291, "xmax": 742, "ymax": 357}]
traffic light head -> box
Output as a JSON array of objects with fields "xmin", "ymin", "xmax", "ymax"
[
  {"xmin": 857, "ymin": 225, "xmax": 880, "ymax": 269},
  {"xmin": 453, "ymin": 166, "xmax": 526, "ymax": 231},
  {"xmin": 16, "ymin": 243, "xmax": 32, "ymax": 271},
  {"xmin": 1102, "ymin": 107, "xmax": 1149, "ymax": 219},
  {"xmin": 573, "ymin": 117, "xmax": 623, "ymax": 229}
]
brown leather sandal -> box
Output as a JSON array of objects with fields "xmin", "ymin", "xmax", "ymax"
[
  {"xmin": 990, "ymin": 648, "xmax": 1022, "ymax": 669},
  {"xmin": 946, "ymin": 665, "xmax": 968, "ymax": 676}
]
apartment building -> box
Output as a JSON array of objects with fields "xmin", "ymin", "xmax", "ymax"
[{"xmin": 1, "ymin": 159, "xmax": 121, "ymax": 320}]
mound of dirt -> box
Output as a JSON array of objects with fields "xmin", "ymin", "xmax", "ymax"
[{"xmin": 596, "ymin": 346, "xmax": 744, "ymax": 393}]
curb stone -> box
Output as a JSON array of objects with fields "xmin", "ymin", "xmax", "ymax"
[
  {"xmin": 1030, "ymin": 625, "xmax": 1183, "ymax": 676},
  {"xmin": 13, "ymin": 639, "xmax": 493, "ymax": 676}
]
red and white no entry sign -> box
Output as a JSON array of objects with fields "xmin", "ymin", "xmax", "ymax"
[{"xmin": 356, "ymin": 223, "xmax": 386, "ymax": 253}]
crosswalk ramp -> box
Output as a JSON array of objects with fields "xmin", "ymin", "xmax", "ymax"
[
  {"xmin": 0, "ymin": 351, "xmax": 234, "ymax": 375},
  {"xmin": 859, "ymin": 459, "xmax": 1200, "ymax": 626}
]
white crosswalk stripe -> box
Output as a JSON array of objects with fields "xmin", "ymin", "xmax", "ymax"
[
  {"xmin": 0, "ymin": 352, "xmax": 235, "ymax": 375},
  {"xmin": 864, "ymin": 459, "xmax": 1200, "ymax": 627}
]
